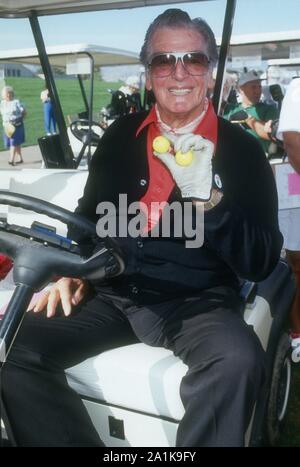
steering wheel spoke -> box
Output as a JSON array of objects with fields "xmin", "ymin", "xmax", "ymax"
[
  {"xmin": 0, "ymin": 191, "xmax": 125, "ymax": 290},
  {"xmin": 70, "ymin": 119, "xmax": 103, "ymax": 147}
]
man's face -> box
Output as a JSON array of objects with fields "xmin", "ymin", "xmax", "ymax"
[
  {"xmin": 240, "ymin": 80, "xmax": 262, "ymax": 105},
  {"xmin": 145, "ymin": 27, "xmax": 212, "ymax": 125}
]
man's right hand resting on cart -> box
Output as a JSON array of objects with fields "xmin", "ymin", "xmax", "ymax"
[{"xmin": 31, "ymin": 278, "xmax": 89, "ymax": 318}]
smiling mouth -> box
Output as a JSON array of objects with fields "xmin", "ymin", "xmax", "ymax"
[{"xmin": 169, "ymin": 88, "xmax": 192, "ymax": 95}]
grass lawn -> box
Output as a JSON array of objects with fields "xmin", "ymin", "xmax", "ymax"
[{"xmin": 0, "ymin": 76, "xmax": 121, "ymax": 151}]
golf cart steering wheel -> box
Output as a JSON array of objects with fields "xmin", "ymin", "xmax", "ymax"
[
  {"xmin": 0, "ymin": 190, "xmax": 125, "ymax": 291},
  {"xmin": 70, "ymin": 119, "xmax": 104, "ymax": 147}
]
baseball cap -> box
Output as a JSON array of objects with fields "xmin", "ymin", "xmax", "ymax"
[
  {"xmin": 125, "ymin": 75, "xmax": 140, "ymax": 89},
  {"xmin": 239, "ymin": 70, "xmax": 262, "ymax": 87}
]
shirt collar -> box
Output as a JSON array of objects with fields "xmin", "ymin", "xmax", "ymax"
[
  {"xmin": 136, "ymin": 99, "xmax": 209, "ymax": 138},
  {"xmin": 156, "ymin": 100, "xmax": 208, "ymax": 135},
  {"xmin": 136, "ymin": 105, "xmax": 158, "ymax": 137}
]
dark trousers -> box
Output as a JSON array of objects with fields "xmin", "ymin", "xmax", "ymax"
[{"xmin": 1, "ymin": 286, "xmax": 265, "ymax": 447}]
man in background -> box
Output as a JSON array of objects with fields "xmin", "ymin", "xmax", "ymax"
[{"xmin": 223, "ymin": 70, "xmax": 279, "ymax": 155}]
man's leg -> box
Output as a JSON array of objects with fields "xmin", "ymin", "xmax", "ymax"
[
  {"xmin": 1, "ymin": 293, "xmax": 138, "ymax": 447},
  {"xmin": 162, "ymin": 288, "xmax": 265, "ymax": 447}
]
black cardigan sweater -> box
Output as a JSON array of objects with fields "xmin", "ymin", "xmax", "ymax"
[{"xmin": 71, "ymin": 111, "xmax": 283, "ymax": 303}]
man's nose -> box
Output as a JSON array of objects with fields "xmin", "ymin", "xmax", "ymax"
[{"xmin": 172, "ymin": 58, "xmax": 189, "ymax": 79}]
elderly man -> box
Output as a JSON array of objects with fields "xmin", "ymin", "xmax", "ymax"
[
  {"xmin": 223, "ymin": 70, "xmax": 279, "ymax": 154},
  {"xmin": 1, "ymin": 9, "xmax": 282, "ymax": 447}
]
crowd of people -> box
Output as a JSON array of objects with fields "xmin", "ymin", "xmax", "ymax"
[{"xmin": 0, "ymin": 7, "xmax": 299, "ymax": 447}]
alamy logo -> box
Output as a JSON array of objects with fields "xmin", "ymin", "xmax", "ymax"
[{"xmin": 96, "ymin": 194, "xmax": 204, "ymax": 248}]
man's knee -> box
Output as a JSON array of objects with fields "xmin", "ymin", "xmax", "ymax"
[{"xmin": 221, "ymin": 337, "xmax": 265, "ymax": 387}]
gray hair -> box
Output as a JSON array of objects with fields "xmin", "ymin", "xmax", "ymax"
[
  {"xmin": 140, "ymin": 9, "xmax": 218, "ymax": 69},
  {"xmin": 1, "ymin": 85, "xmax": 14, "ymax": 99}
]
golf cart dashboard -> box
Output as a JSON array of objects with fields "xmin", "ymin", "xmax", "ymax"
[{"xmin": 0, "ymin": 220, "xmax": 80, "ymax": 253}]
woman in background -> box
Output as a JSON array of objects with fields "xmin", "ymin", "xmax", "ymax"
[{"xmin": 0, "ymin": 85, "xmax": 26, "ymax": 166}]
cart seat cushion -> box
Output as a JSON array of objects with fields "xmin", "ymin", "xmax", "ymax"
[
  {"xmin": 66, "ymin": 343, "xmax": 187, "ymax": 421},
  {"xmin": 0, "ymin": 282, "xmax": 187, "ymax": 421}
]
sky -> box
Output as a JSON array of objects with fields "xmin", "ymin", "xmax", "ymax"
[
  {"xmin": 0, "ymin": 0, "xmax": 300, "ymax": 54},
  {"xmin": 0, "ymin": 0, "xmax": 299, "ymax": 81}
]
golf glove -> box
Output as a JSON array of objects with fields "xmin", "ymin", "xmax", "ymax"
[{"xmin": 154, "ymin": 133, "xmax": 214, "ymax": 201}]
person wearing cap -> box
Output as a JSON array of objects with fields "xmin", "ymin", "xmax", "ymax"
[
  {"xmin": 119, "ymin": 75, "xmax": 140, "ymax": 95},
  {"xmin": 1, "ymin": 9, "xmax": 282, "ymax": 448},
  {"xmin": 223, "ymin": 70, "xmax": 279, "ymax": 154},
  {"xmin": 119, "ymin": 75, "xmax": 142, "ymax": 114}
]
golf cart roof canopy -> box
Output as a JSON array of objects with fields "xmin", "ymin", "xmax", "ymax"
[
  {"xmin": 0, "ymin": 0, "xmax": 209, "ymax": 18},
  {"xmin": 0, "ymin": 43, "xmax": 140, "ymax": 67}
]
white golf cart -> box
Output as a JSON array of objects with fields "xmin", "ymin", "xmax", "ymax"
[
  {"xmin": 0, "ymin": 0, "xmax": 296, "ymax": 448},
  {"xmin": 0, "ymin": 43, "xmax": 140, "ymax": 168}
]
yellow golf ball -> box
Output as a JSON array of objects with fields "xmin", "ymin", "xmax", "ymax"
[
  {"xmin": 152, "ymin": 136, "xmax": 171, "ymax": 153},
  {"xmin": 175, "ymin": 150, "xmax": 194, "ymax": 166}
]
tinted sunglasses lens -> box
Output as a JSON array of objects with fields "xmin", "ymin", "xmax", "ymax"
[
  {"xmin": 150, "ymin": 54, "xmax": 176, "ymax": 77},
  {"xmin": 183, "ymin": 53, "xmax": 210, "ymax": 75}
]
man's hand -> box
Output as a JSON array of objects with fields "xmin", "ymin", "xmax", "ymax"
[
  {"xmin": 154, "ymin": 133, "xmax": 214, "ymax": 201},
  {"xmin": 264, "ymin": 119, "xmax": 273, "ymax": 134},
  {"xmin": 30, "ymin": 278, "xmax": 89, "ymax": 318}
]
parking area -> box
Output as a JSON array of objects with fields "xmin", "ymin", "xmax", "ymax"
[{"xmin": 0, "ymin": 145, "xmax": 42, "ymax": 169}]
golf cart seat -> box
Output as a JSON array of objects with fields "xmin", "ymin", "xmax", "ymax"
[
  {"xmin": 38, "ymin": 134, "xmax": 69, "ymax": 169},
  {"xmin": 0, "ymin": 169, "xmax": 295, "ymax": 447}
]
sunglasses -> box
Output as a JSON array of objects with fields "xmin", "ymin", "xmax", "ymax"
[{"xmin": 148, "ymin": 51, "xmax": 210, "ymax": 78}]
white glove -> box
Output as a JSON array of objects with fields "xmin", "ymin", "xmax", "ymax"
[{"xmin": 154, "ymin": 133, "xmax": 214, "ymax": 201}]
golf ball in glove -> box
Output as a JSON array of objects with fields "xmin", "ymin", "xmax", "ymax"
[
  {"xmin": 152, "ymin": 136, "xmax": 171, "ymax": 153},
  {"xmin": 175, "ymin": 150, "xmax": 194, "ymax": 166}
]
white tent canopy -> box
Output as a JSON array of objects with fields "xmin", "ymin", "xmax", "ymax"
[
  {"xmin": 0, "ymin": 43, "xmax": 140, "ymax": 68},
  {"xmin": 218, "ymin": 31, "xmax": 300, "ymax": 62},
  {"xmin": 268, "ymin": 57, "xmax": 300, "ymax": 68},
  {"xmin": 0, "ymin": 0, "xmax": 203, "ymax": 18}
]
